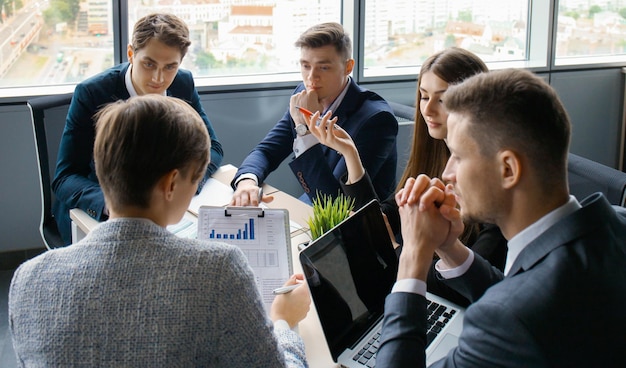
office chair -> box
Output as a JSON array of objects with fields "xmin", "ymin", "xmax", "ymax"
[
  {"xmin": 567, "ymin": 153, "xmax": 626, "ymax": 207},
  {"xmin": 387, "ymin": 101, "xmax": 417, "ymax": 184},
  {"xmin": 388, "ymin": 101, "xmax": 416, "ymax": 123},
  {"xmin": 28, "ymin": 93, "xmax": 74, "ymax": 249},
  {"xmin": 364, "ymin": 102, "xmax": 626, "ymax": 207}
]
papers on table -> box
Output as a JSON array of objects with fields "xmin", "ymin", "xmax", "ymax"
[
  {"xmin": 197, "ymin": 206, "xmax": 292, "ymax": 311},
  {"xmin": 188, "ymin": 177, "xmax": 234, "ymax": 215}
]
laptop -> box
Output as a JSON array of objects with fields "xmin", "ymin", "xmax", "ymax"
[{"xmin": 299, "ymin": 199, "xmax": 465, "ymax": 367}]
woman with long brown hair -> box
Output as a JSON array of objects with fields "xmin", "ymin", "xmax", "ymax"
[{"xmin": 304, "ymin": 47, "xmax": 507, "ymax": 306}]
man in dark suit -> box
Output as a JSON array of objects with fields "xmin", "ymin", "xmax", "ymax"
[
  {"xmin": 377, "ymin": 69, "xmax": 626, "ymax": 367},
  {"xmin": 52, "ymin": 13, "xmax": 223, "ymax": 245},
  {"xmin": 230, "ymin": 22, "xmax": 398, "ymax": 206}
]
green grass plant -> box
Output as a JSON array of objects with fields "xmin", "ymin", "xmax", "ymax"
[{"xmin": 306, "ymin": 192, "xmax": 355, "ymax": 240}]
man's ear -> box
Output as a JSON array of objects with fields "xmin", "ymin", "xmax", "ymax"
[
  {"xmin": 127, "ymin": 44, "xmax": 134, "ymax": 63},
  {"xmin": 345, "ymin": 59, "xmax": 355, "ymax": 75},
  {"xmin": 499, "ymin": 150, "xmax": 521, "ymax": 189}
]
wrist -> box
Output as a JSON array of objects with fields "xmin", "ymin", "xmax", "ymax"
[
  {"xmin": 344, "ymin": 148, "xmax": 364, "ymax": 184},
  {"xmin": 396, "ymin": 246, "xmax": 432, "ymax": 281},
  {"xmin": 295, "ymin": 123, "xmax": 310, "ymax": 137},
  {"xmin": 272, "ymin": 319, "xmax": 294, "ymax": 331},
  {"xmin": 236, "ymin": 177, "xmax": 257, "ymax": 188},
  {"xmin": 434, "ymin": 240, "xmax": 470, "ymax": 269}
]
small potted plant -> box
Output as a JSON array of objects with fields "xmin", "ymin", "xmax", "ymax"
[{"xmin": 306, "ymin": 191, "xmax": 355, "ymax": 241}]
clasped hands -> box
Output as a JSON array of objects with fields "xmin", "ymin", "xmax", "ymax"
[{"xmin": 395, "ymin": 175, "xmax": 464, "ymax": 281}]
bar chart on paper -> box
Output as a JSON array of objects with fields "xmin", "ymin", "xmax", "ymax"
[
  {"xmin": 196, "ymin": 206, "xmax": 293, "ymax": 309},
  {"xmin": 207, "ymin": 217, "xmax": 256, "ymax": 241}
]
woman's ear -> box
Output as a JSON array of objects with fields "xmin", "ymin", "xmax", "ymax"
[
  {"xmin": 158, "ymin": 169, "xmax": 179, "ymax": 201},
  {"xmin": 499, "ymin": 150, "xmax": 521, "ymax": 189}
]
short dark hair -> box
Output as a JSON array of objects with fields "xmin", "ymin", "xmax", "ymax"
[
  {"xmin": 94, "ymin": 95, "xmax": 209, "ymax": 211},
  {"xmin": 445, "ymin": 68, "xmax": 571, "ymax": 185},
  {"xmin": 132, "ymin": 13, "xmax": 191, "ymax": 57},
  {"xmin": 295, "ymin": 22, "xmax": 352, "ymax": 60}
]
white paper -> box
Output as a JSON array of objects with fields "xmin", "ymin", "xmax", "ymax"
[
  {"xmin": 188, "ymin": 178, "xmax": 234, "ymax": 215},
  {"xmin": 197, "ymin": 206, "xmax": 292, "ymax": 311}
]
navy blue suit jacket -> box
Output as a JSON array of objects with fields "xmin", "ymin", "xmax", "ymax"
[
  {"xmin": 233, "ymin": 79, "xmax": 398, "ymax": 203},
  {"xmin": 377, "ymin": 193, "xmax": 626, "ymax": 367},
  {"xmin": 52, "ymin": 63, "xmax": 223, "ymax": 244}
]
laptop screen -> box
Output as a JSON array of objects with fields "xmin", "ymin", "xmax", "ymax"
[{"xmin": 299, "ymin": 199, "xmax": 398, "ymax": 360}]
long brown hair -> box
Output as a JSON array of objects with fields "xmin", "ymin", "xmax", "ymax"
[{"xmin": 397, "ymin": 48, "xmax": 488, "ymax": 243}]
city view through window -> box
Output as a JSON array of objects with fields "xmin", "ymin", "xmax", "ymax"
[
  {"xmin": 0, "ymin": 0, "xmax": 625, "ymax": 88},
  {"xmin": 364, "ymin": 0, "xmax": 529, "ymax": 72}
]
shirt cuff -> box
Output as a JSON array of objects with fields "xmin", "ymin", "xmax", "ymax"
[
  {"xmin": 273, "ymin": 319, "xmax": 293, "ymax": 331},
  {"xmin": 234, "ymin": 173, "xmax": 259, "ymax": 187},
  {"xmin": 293, "ymin": 134, "xmax": 319, "ymax": 157},
  {"xmin": 391, "ymin": 278, "xmax": 426, "ymax": 296},
  {"xmin": 435, "ymin": 250, "xmax": 475, "ymax": 279}
]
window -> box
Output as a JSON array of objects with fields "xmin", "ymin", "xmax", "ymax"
[
  {"xmin": 555, "ymin": 0, "xmax": 626, "ymax": 66},
  {"xmin": 1, "ymin": 1, "xmax": 625, "ymax": 94},
  {"xmin": 0, "ymin": 0, "xmax": 115, "ymax": 89},
  {"xmin": 0, "ymin": 0, "xmax": 341, "ymax": 92},
  {"xmin": 127, "ymin": 0, "xmax": 342, "ymax": 85},
  {"xmin": 362, "ymin": 0, "xmax": 531, "ymax": 78}
]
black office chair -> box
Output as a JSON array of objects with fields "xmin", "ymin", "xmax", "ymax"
[
  {"xmin": 388, "ymin": 101, "xmax": 416, "ymax": 123},
  {"xmin": 384, "ymin": 102, "xmax": 626, "ymax": 207},
  {"xmin": 567, "ymin": 153, "xmax": 626, "ymax": 207},
  {"xmin": 28, "ymin": 93, "xmax": 74, "ymax": 249},
  {"xmin": 388, "ymin": 101, "xmax": 417, "ymax": 184}
]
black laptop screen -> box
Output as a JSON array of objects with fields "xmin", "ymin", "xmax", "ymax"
[{"xmin": 299, "ymin": 200, "xmax": 398, "ymax": 360}]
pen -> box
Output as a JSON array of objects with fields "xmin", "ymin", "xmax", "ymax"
[
  {"xmin": 295, "ymin": 106, "xmax": 322, "ymax": 126},
  {"xmin": 295, "ymin": 106, "xmax": 335, "ymax": 128},
  {"xmin": 258, "ymin": 187, "xmax": 264, "ymax": 203},
  {"xmin": 295, "ymin": 106, "xmax": 314, "ymax": 118},
  {"xmin": 272, "ymin": 284, "xmax": 301, "ymax": 295}
]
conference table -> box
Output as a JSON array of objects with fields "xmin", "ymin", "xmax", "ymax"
[{"xmin": 69, "ymin": 164, "xmax": 338, "ymax": 367}]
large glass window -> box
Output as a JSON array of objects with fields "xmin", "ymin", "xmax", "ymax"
[
  {"xmin": 0, "ymin": 0, "xmax": 341, "ymax": 90},
  {"xmin": 555, "ymin": 0, "xmax": 626, "ymax": 66},
  {"xmin": 2, "ymin": 1, "xmax": 626, "ymax": 93},
  {"xmin": 363, "ymin": 0, "xmax": 530, "ymax": 77},
  {"xmin": 128, "ymin": 0, "xmax": 342, "ymax": 84},
  {"xmin": 0, "ymin": 0, "xmax": 115, "ymax": 88}
]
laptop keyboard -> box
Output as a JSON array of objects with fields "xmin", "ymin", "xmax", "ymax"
[
  {"xmin": 352, "ymin": 331, "xmax": 380, "ymax": 367},
  {"xmin": 351, "ymin": 299, "xmax": 457, "ymax": 367},
  {"xmin": 426, "ymin": 299, "xmax": 457, "ymax": 346}
]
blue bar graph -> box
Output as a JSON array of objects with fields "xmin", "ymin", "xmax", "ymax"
[{"xmin": 208, "ymin": 218, "xmax": 255, "ymax": 240}]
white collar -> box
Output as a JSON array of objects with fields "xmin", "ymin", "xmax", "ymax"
[
  {"xmin": 124, "ymin": 63, "xmax": 167, "ymax": 97},
  {"xmin": 504, "ymin": 195, "xmax": 581, "ymax": 275}
]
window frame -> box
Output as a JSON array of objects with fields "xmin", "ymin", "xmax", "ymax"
[{"xmin": 0, "ymin": 0, "xmax": 625, "ymax": 101}]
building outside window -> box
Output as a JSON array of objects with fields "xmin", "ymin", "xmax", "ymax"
[
  {"xmin": 0, "ymin": 0, "xmax": 624, "ymax": 90},
  {"xmin": 555, "ymin": 0, "xmax": 626, "ymax": 65}
]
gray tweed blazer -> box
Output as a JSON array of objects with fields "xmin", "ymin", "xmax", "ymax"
[{"xmin": 9, "ymin": 218, "xmax": 306, "ymax": 367}]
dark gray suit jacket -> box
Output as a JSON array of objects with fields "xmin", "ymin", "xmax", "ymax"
[{"xmin": 377, "ymin": 193, "xmax": 626, "ymax": 367}]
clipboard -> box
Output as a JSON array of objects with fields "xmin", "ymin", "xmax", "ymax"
[{"xmin": 197, "ymin": 206, "xmax": 293, "ymax": 311}]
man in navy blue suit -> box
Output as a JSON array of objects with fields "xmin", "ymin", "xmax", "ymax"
[
  {"xmin": 376, "ymin": 69, "xmax": 626, "ymax": 367},
  {"xmin": 230, "ymin": 22, "xmax": 398, "ymax": 206},
  {"xmin": 52, "ymin": 13, "xmax": 223, "ymax": 245}
]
